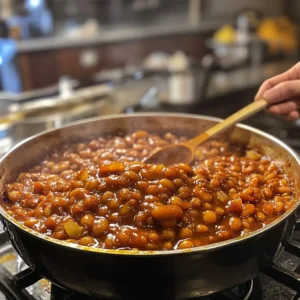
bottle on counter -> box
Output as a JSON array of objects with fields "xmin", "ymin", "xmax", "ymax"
[{"xmin": 168, "ymin": 51, "xmax": 195, "ymax": 105}]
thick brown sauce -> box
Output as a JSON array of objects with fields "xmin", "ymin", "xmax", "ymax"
[{"xmin": 3, "ymin": 131, "xmax": 294, "ymax": 251}]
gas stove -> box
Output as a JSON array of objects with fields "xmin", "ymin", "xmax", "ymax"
[{"xmin": 0, "ymin": 227, "xmax": 300, "ymax": 300}]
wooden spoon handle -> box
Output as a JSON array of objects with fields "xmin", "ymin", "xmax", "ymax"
[{"xmin": 188, "ymin": 99, "xmax": 268, "ymax": 147}]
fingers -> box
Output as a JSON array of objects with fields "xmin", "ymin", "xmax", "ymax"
[
  {"xmin": 267, "ymin": 98, "xmax": 300, "ymax": 115},
  {"xmin": 255, "ymin": 63, "xmax": 300, "ymax": 121},
  {"xmin": 282, "ymin": 110, "xmax": 300, "ymax": 122},
  {"xmin": 255, "ymin": 62, "xmax": 300, "ymax": 100},
  {"xmin": 255, "ymin": 72, "xmax": 291, "ymax": 100},
  {"xmin": 262, "ymin": 80, "xmax": 300, "ymax": 104}
]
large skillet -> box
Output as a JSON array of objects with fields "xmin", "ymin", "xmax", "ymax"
[{"xmin": 0, "ymin": 113, "xmax": 299, "ymax": 299}]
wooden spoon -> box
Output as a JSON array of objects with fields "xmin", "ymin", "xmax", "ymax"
[{"xmin": 144, "ymin": 99, "xmax": 268, "ymax": 166}]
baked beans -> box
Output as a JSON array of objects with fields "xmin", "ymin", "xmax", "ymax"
[{"xmin": 2, "ymin": 131, "xmax": 294, "ymax": 251}]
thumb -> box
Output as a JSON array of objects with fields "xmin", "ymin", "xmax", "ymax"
[{"xmin": 263, "ymin": 80, "xmax": 300, "ymax": 104}]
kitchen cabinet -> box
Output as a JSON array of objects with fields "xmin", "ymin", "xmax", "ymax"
[{"xmin": 17, "ymin": 32, "xmax": 213, "ymax": 91}]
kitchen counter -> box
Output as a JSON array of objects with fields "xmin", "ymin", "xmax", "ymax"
[{"xmin": 16, "ymin": 21, "xmax": 221, "ymax": 53}]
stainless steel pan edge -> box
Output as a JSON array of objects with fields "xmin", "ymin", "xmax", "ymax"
[{"xmin": 0, "ymin": 112, "xmax": 299, "ymax": 257}]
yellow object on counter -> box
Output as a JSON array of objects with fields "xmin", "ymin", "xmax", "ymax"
[
  {"xmin": 258, "ymin": 16, "xmax": 297, "ymax": 55},
  {"xmin": 213, "ymin": 24, "xmax": 236, "ymax": 44}
]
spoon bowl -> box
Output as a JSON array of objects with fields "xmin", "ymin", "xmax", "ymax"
[
  {"xmin": 144, "ymin": 99, "xmax": 268, "ymax": 166},
  {"xmin": 143, "ymin": 144, "xmax": 194, "ymax": 165}
]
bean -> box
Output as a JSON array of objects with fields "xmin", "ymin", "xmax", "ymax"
[
  {"xmin": 123, "ymin": 171, "xmax": 140, "ymax": 182},
  {"xmin": 43, "ymin": 205, "xmax": 52, "ymax": 217},
  {"xmin": 52, "ymin": 197, "xmax": 68, "ymax": 208},
  {"xmin": 217, "ymin": 231, "xmax": 232, "ymax": 241},
  {"xmin": 164, "ymin": 167, "xmax": 180, "ymax": 179},
  {"xmin": 97, "ymin": 206, "xmax": 108, "ymax": 216},
  {"xmin": 53, "ymin": 231, "xmax": 67, "ymax": 240},
  {"xmin": 163, "ymin": 242, "xmax": 173, "ymax": 250},
  {"xmin": 45, "ymin": 216, "xmax": 57, "ymax": 229},
  {"xmin": 8, "ymin": 191, "xmax": 22, "ymax": 202},
  {"xmin": 84, "ymin": 180, "xmax": 99, "ymax": 192},
  {"xmin": 193, "ymin": 187, "xmax": 212, "ymax": 202},
  {"xmin": 203, "ymin": 203, "xmax": 212, "ymax": 210},
  {"xmin": 250, "ymin": 177, "xmax": 259, "ymax": 187},
  {"xmin": 196, "ymin": 224, "xmax": 209, "ymax": 233},
  {"xmin": 256, "ymin": 212, "xmax": 266, "ymax": 222},
  {"xmin": 92, "ymin": 217, "xmax": 109, "ymax": 237},
  {"xmin": 102, "ymin": 191, "xmax": 114, "ymax": 201},
  {"xmin": 173, "ymin": 179, "xmax": 185, "ymax": 189},
  {"xmin": 70, "ymin": 188, "xmax": 89, "ymax": 201},
  {"xmin": 84, "ymin": 196, "xmax": 99, "ymax": 210},
  {"xmin": 100, "ymin": 162, "xmax": 125, "ymax": 174},
  {"xmin": 210, "ymin": 178, "xmax": 220, "ymax": 189},
  {"xmin": 275, "ymin": 202, "xmax": 284, "ymax": 213},
  {"xmin": 80, "ymin": 214, "xmax": 95, "ymax": 228},
  {"xmin": 244, "ymin": 187, "xmax": 253, "ymax": 195},
  {"xmin": 146, "ymin": 185, "xmax": 159, "ymax": 195},
  {"xmin": 151, "ymin": 205, "xmax": 183, "ymax": 221},
  {"xmin": 264, "ymin": 187, "xmax": 273, "ymax": 198},
  {"xmin": 24, "ymin": 219, "xmax": 39, "ymax": 228},
  {"xmin": 278, "ymin": 186, "xmax": 291, "ymax": 194},
  {"xmin": 229, "ymin": 217, "xmax": 242, "ymax": 231},
  {"xmin": 132, "ymin": 131, "xmax": 148, "ymax": 140},
  {"xmin": 169, "ymin": 196, "xmax": 182, "ymax": 205},
  {"xmin": 199, "ymin": 190, "xmax": 212, "ymax": 202},
  {"xmin": 177, "ymin": 164, "xmax": 193, "ymax": 175},
  {"xmin": 117, "ymin": 232, "xmax": 130, "ymax": 245},
  {"xmin": 191, "ymin": 197, "xmax": 202, "ymax": 208},
  {"xmin": 215, "ymin": 207, "xmax": 225, "ymax": 216},
  {"xmin": 149, "ymin": 232, "xmax": 159, "ymax": 242},
  {"xmin": 159, "ymin": 179, "xmax": 174, "ymax": 190},
  {"xmin": 78, "ymin": 236, "xmax": 96, "ymax": 246},
  {"xmin": 179, "ymin": 228, "xmax": 193, "ymax": 239},
  {"xmin": 79, "ymin": 170, "xmax": 89, "ymax": 181},
  {"xmin": 203, "ymin": 211, "xmax": 217, "ymax": 225},
  {"xmin": 161, "ymin": 229, "xmax": 176, "ymax": 240},
  {"xmin": 104, "ymin": 236, "xmax": 115, "ymax": 249},
  {"xmin": 178, "ymin": 240, "xmax": 194, "ymax": 249},
  {"xmin": 241, "ymin": 204, "xmax": 255, "ymax": 217},
  {"xmin": 33, "ymin": 182, "xmax": 45, "ymax": 194},
  {"xmin": 265, "ymin": 172, "xmax": 276, "ymax": 180},
  {"xmin": 119, "ymin": 202, "xmax": 135, "ymax": 216},
  {"xmin": 177, "ymin": 187, "xmax": 192, "ymax": 199},
  {"xmin": 226, "ymin": 199, "xmax": 243, "ymax": 213},
  {"xmin": 263, "ymin": 203, "xmax": 274, "ymax": 215}
]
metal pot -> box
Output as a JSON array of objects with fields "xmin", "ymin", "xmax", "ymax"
[{"xmin": 0, "ymin": 113, "xmax": 299, "ymax": 299}]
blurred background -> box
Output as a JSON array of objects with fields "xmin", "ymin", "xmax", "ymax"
[{"xmin": 0, "ymin": 0, "xmax": 300, "ymax": 156}]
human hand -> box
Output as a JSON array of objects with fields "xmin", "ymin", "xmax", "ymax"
[{"xmin": 255, "ymin": 62, "xmax": 300, "ymax": 121}]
